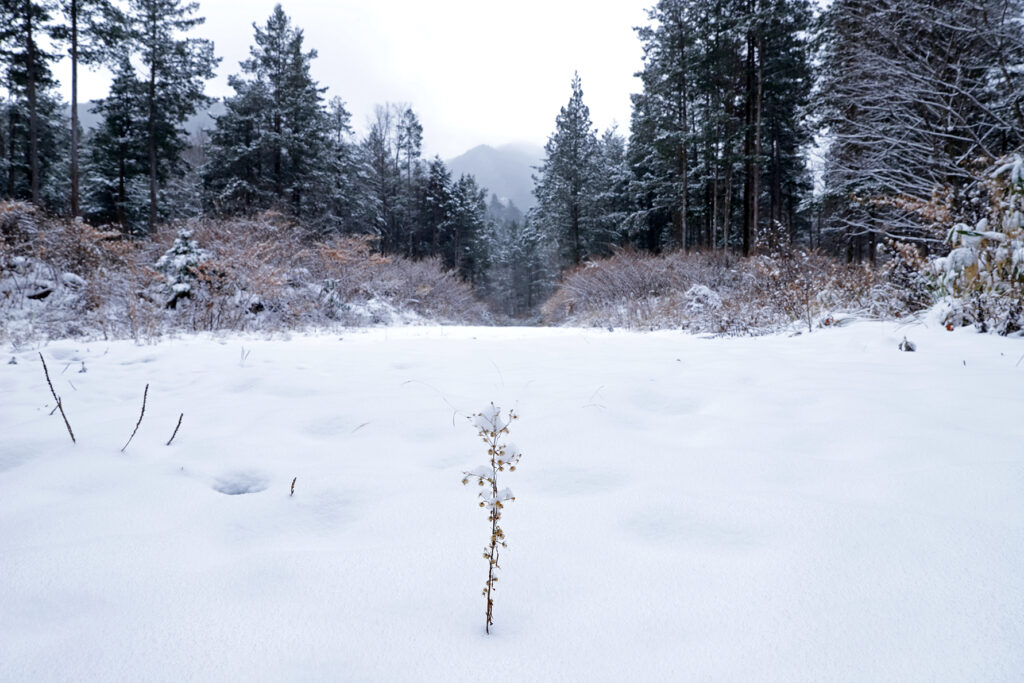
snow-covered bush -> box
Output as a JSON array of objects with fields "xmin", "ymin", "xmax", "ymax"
[
  {"xmin": 931, "ymin": 155, "xmax": 1024, "ymax": 335},
  {"xmin": 155, "ymin": 229, "xmax": 208, "ymax": 308},
  {"xmin": 462, "ymin": 404, "xmax": 522, "ymax": 634},
  {"xmin": 1, "ymin": 206, "xmax": 490, "ymax": 342},
  {"xmin": 541, "ymin": 248, "xmax": 907, "ymax": 334}
]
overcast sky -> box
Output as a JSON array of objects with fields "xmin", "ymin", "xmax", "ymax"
[{"xmin": 57, "ymin": 0, "xmax": 652, "ymax": 159}]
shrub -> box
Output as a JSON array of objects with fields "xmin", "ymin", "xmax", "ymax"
[
  {"xmin": 540, "ymin": 247, "xmax": 909, "ymax": 334},
  {"xmin": 0, "ymin": 207, "xmax": 491, "ymax": 342},
  {"xmin": 931, "ymin": 155, "xmax": 1024, "ymax": 335}
]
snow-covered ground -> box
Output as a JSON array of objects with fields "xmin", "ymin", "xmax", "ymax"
[{"xmin": 2, "ymin": 320, "xmax": 1022, "ymax": 681}]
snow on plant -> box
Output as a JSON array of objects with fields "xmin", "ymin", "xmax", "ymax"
[
  {"xmin": 461, "ymin": 404, "xmax": 522, "ymax": 634},
  {"xmin": 155, "ymin": 228, "xmax": 208, "ymax": 308},
  {"xmin": 932, "ymin": 154, "xmax": 1024, "ymax": 334}
]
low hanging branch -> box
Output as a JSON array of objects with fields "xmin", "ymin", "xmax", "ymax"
[
  {"xmin": 166, "ymin": 413, "xmax": 184, "ymax": 446},
  {"xmin": 39, "ymin": 353, "xmax": 75, "ymax": 444},
  {"xmin": 121, "ymin": 384, "xmax": 149, "ymax": 453}
]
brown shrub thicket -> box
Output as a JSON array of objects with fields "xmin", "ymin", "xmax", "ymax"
[
  {"xmin": 541, "ymin": 247, "xmax": 921, "ymax": 334},
  {"xmin": 0, "ymin": 205, "xmax": 489, "ymax": 342}
]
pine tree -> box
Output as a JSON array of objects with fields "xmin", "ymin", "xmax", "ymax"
[
  {"xmin": 52, "ymin": 0, "xmax": 124, "ymax": 217},
  {"xmin": 82, "ymin": 56, "xmax": 147, "ymax": 226},
  {"xmin": 630, "ymin": 0, "xmax": 699, "ymax": 251},
  {"xmin": 203, "ymin": 73, "xmax": 272, "ymax": 215},
  {"xmin": 592, "ymin": 126, "xmax": 632, "ymax": 254},
  {"xmin": 629, "ymin": 0, "xmax": 813, "ymax": 254},
  {"xmin": 418, "ymin": 155, "xmax": 452, "ymax": 257},
  {"xmin": 359, "ymin": 102, "xmax": 425, "ymax": 253},
  {"xmin": 446, "ymin": 173, "xmax": 488, "ymax": 281},
  {"xmin": 323, "ymin": 95, "xmax": 362, "ymax": 234},
  {"xmin": 757, "ymin": 0, "xmax": 812, "ymax": 247},
  {"xmin": 125, "ymin": 0, "xmax": 218, "ymax": 232},
  {"xmin": 532, "ymin": 72, "xmax": 602, "ymax": 267},
  {"xmin": 0, "ymin": 0, "xmax": 64, "ymax": 208}
]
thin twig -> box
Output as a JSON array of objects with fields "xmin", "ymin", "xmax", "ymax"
[
  {"xmin": 290, "ymin": 477, "xmax": 297, "ymax": 497},
  {"xmin": 39, "ymin": 353, "xmax": 75, "ymax": 444},
  {"xmin": 121, "ymin": 384, "xmax": 149, "ymax": 453},
  {"xmin": 166, "ymin": 412, "xmax": 183, "ymax": 446}
]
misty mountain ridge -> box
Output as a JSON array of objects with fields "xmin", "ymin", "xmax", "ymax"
[
  {"xmin": 447, "ymin": 143, "xmax": 543, "ymax": 211},
  {"xmin": 73, "ymin": 102, "xmax": 541, "ymax": 211}
]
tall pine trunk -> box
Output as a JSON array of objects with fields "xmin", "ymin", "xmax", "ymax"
[
  {"xmin": 146, "ymin": 6, "xmax": 158, "ymax": 232},
  {"xmin": 27, "ymin": 8, "xmax": 40, "ymax": 205},
  {"xmin": 148, "ymin": 67, "xmax": 157, "ymax": 230},
  {"xmin": 742, "ymin": 16, "xmax": 763, "ymax": 257},
  {"xmin": 70, "ymin": 0, "xmax": 80, "ymax": 217}
]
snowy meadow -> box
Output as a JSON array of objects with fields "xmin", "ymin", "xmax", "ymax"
[{"xmin": 2, "ymin": 319, "xmax": 1022, "ymax": 681}]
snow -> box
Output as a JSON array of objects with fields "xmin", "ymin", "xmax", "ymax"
[{"xmin": 1, "ymin": 320, "xmax": 1022, "ymax": 681}]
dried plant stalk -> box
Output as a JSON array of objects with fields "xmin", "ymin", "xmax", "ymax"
[
  {"xmin": 166, "ymin": 412, "xmax": 184, "ymax": 446},
  {"xmin": 462, "ymin": 404, "xmax": 522, "ymax": 634},
  {"xmin": 121, "ymin": 384, "xmax": 149, "ymax": 453},
  {"xmin": 39, "ymin": 353, "xmax": 75, "ymax": 444}
]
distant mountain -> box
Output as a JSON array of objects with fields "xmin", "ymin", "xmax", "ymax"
[
  {"xmin": 72, "ymin": 102, "xmax": 542, "ymax": 208},
  {"xmin": 447, "ymin": 143, "xmax": 543, "ymax": 211}
]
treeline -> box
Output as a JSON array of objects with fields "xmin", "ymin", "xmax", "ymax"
[
  {"xmin": 531, "ymin": 0, "xmax": 1024, "ymax": 272},
  {"xmin": 2, "ymin": 0, "xmax": 1023, "ymax": 317},
  {"xmin": 1, "ymin": 3, "xmax": 492, "ymax": 266}
]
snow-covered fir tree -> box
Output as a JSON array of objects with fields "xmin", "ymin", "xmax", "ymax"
[
  {"xmin": 532, "ymin": 72, "xmax": 603, "ymax": 267},
  {"xmin": 204, "ymin": 4, "xmax": 338, "ymax": 229},
  {"xmin": 125, "ymin": 0, "xmax": 218, "ymax": 232},
  {"xmin": 155, "ymin": 227, "xmax": 208, "ymax": 308}
]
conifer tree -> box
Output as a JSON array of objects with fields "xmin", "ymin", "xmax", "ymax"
[
  {"xmin": 359, "ymin": 102, "xmax": 425, "ymax": 253},
  {"xmin": 446, "ymin": 173, "xmax": 488, "ymax": 281},
  {"xmin": 125, "ymin": 0, "xmax": 218, "ymax": 232},
  {"xmin": 629, "ymin": 0, "xmax": 699, "ymax": 251},
  {"xmin": 82, "ymin": 56, "xmax": 147, "ymax": 226},
  {"xmin": 533, "ymin": 72, "xmax": 602, "ymax": 267},
  {"xmin": 52, "ymin": 0, "xmax": 124, "ymax": 217},
  {"xmin": 628, "ymin": 0, "xmax": 812, "ymax": 254},
  {"xmin": 0, "ymin": 0, "xmax": 61, "ymax": 208},
  {"xmin": 206, "ymin": 4, "xmax": 335, "ymax": 221}
]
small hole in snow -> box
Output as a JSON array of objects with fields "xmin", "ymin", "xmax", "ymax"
[{"xmin": 213, "ymin": 474, "xmax": 268, "ymax": 495}]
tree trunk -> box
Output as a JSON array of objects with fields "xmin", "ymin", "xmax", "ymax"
[
  {"xmin": 117, "ymin": 154, "xmax": 126, "ymax": 225},
  {"xmin": 147, "ymin": 9, "xmax": 159, "ymax": 232},
  {"xmin": 743, "ymin": 31, "xmax": 755, "ymax": 257},
  {"xmin": 742, "ymin": 14, "xmax": 763, "ymax": 258},
  {"xmin": 70, "ymin": 0, "xmax": 80, "ymax": 217},
  {"xmin": 148, "ymin": 71, "xmax": 158, "ymax": 231},
  {"xmin": 27, "ymin": 9, "xmax": 40, "ymax": 205},
  {"xmin": 7, "ymin": 109, "xmax": 16, "ymax": 197}
]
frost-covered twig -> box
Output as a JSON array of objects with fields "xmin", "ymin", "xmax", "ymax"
[
  {"xmin": 462, "ymin": 404, "xmax": 522, "ymax": 634},
  {"xmin": 39, "ymin": 353, "xmax": 75, "ymax": 444},
  {"xmin": 121, "ymin": 384, "xmax": 149, "ymax": 453}
]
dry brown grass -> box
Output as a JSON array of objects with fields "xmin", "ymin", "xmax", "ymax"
[
  {"xmin": 542, "ymin": 247, "xmax": 919, "ymax": 334},
  {"xmin": 1, "ymin": 204, "xmax": 489, "ymax": 342}
]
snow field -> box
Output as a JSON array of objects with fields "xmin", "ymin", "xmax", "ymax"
[{"xmin": 1, "ymin": 322, "xmax": 1022, "ymax": 681}]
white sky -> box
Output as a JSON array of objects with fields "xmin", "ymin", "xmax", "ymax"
[{"xmin": 56, "ymin": 0, "xmax": 651, "ymax": 158}]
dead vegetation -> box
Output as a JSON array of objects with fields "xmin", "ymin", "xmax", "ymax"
[
  {"xmin": 1, "ymin": 203, "xmax": 490, "ymax": 342},
  {"xmin": 541, "ymin": 247, "xmax": 922, "ymax": 334}
]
